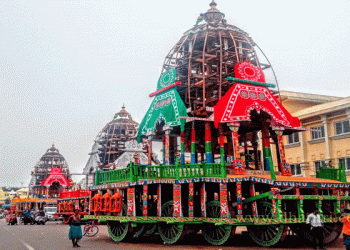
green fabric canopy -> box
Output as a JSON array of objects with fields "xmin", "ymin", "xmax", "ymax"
[
  {"xmin": 137, "ymin": 88, "xmax": 188, "ymax": 142},
  {"xmin": 157, "ymin": 69, "xmax": 176, "ymax": 90}
]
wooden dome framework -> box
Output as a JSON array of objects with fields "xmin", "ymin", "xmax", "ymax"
[
  {"xmin": 162, "ymin": 2, "xmax": 276, "ymax": 117},
  {"xmin": 94, "ymin": 105, "xmax": 139, "ymax": 169},
  {"xmin": 29, "ymin": 145, "xmax": 71, "ymax": 197}
]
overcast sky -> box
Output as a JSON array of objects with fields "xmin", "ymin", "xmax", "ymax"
[{"xmin": 1, "ymin": 0, "xmax": 349, "ymax": 186}]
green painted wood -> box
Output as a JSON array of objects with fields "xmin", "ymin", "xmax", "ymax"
[
  {"xmin": 95, "ymin": 161, "xmax": 229, "ymax": 185},
  {"xmin": 316, "ymin": 162, "xmax": 347, "ymax": 183},
  {"xmin": 226, "ymin": 77, "xmax": 276, "ymax": 88},
  {"xmin": 83, "ymin": 214, "xmax": 343, "ymax": 226},
  {"xmin": 268, "ymin": 194, "xmax": 350, "ymax": 201},
  {"xmin": 276, "ymin": 199, "xmax": 283, "ymax": 221},
  {"xmin": 244, "ymin": 191, "xmax": 271, "ymax": 203},
  {"xmin": 297, "ymin": 200, "xmax": 305, "ymax": 221},
  {"xmin": 334, "ymin": 200, "xmax": 341, "ymax": 215}
]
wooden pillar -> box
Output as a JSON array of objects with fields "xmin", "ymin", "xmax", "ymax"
[
  {"xmin": 147, "ymin": 139, "xmax": 152, "ymax": 165},
  {"xmin": 250, "ymin": 183, "xmax": 258, "ymax": 218},
  {"xmin": 219, "ymin": 125, "xmax": 225, "ymax": 162},
  {"xmin": 162, "ymin": 136, "xmax": 166, "ymax": 165},
  {"xmin": 243, "ymin": 138, "xmax": 249, "ymax": 168},
  {"xmin": 142, "ymin": 185, "xmax": 148, "ymax": 216},
  {"xmin": 191, "ymin": 124, "xmax": 196, "ymax": 164},
  {"xmin": 297, "ymin": 199, "xmax": 305, "ymax": 221},
  {"xmin": 230, "ymin": 125, "xmax": 240, "ymax": 160},
  {"xmin": 229, "ymin": 123, "xmax": 246, "ymax": 174},
  {"xmin": 275, "ymin": 129, "xmax": 292, "ymax": 176},
  {"xmin": 220, "ymin": 183, "xmax": 228, "ymax": 218},
  {"xmin": 180, "ymin": 131, "xmax": 185, "ymax": 164},
  {"xmin": 189, "ymin": 183, "xmax": 194, "ymax": 217},
  {"xmin": 205, "ymin": 122, "xmax": 213, "ymax": 163},
  {"xmin": 236, "ymin": 182, "xmax": 243, "ymax": 217},
  {"xmin": 317, "ymin": 199, "xmax": 323, "ymax": 217},
  {"xmin": 271, "ymin": 199, "xmax": 278, "ymax": 219},
  {"xmin": 157, "ymin": 184, "xmax": 161, "ymax": 217},
  {"xmin": 201, "ymin": 182, "xmax": 206, "ymax": 217},
  {"xmin": 271, "ymin": 188, "xmax": 279, "ymax": 219},
  {"xmin": 173, "ymin": 184, "xmax": 181, "ymax": 217},
  {"xmin": 164, "ymin": 128, "xmax": 171, "ymax": 165},
  {"xmin": 144, "ymin": 133, "xmax": 153, "ymax": 166},
  {"xmin": 261, "ymin": 120, "xmax": 276, "ymax": 180},
  {"xmin": 127, "ymin": 187, "xmax": 135, "ymax": 216},
  {"xmin": 252, "ymin": 132, "xmax": 260, "ymax": 170}
]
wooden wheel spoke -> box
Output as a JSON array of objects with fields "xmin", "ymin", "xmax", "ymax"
[
  {"xmin": 266, "ymin": 227, "xmax": 274, "ymax": 240},
  {"xmin": 158, "ymin": 201, "xmax": 185, "ymax": 244},
  {"xmin": 202, "ymin": 201, "xmax": 231, "ymax": 245},
  {"xmin": 248, "ymin": 202, "xmax": 286, "ymax": 247}
]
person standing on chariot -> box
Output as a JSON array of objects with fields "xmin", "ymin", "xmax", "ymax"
[
  {"xmin": 68, "ymin": 209, "xmax": 83, "ymax": 248},
  {"xmin": 306, "ymin": 208, "xmax": 325, "ymax": 250},
  {"xmin": 342, "ymin": 209, "xmax": 350, "ymax": 250},
  {"xmin": 326, "ymin": 160, "xmax": 334, "ymax": 168}
]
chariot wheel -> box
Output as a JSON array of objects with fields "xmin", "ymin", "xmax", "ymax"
[
  {"xmin": 201, "ymin": 201, "xmax": 232, "ymax": 245},
  {"xmin": 158, "ymin": 200, "xmax": 186, "ymax": 244},
  {"xmin": 248, "ymin": 201, "xmax": 287, "ymax": 247},
  {"xmin": 107, "ymin": 203, "xmax": 132, "ymax": 242},
  {"xmin": 108, "ymin": 220, "xmax": 131, "ymax": 242},
  {"xmin": 290, "ymin": 222, "xmax": 342, "ymax": 245}
]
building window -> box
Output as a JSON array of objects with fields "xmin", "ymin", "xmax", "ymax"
[
  {"xmin": 311, "ymin": 126, "xmax": 325, "ymax": 140},
  {"xmin": 335, "ymin": 120, "xmax": 350, "ymax": 135},
  {"xmin": 339, "ymin": 157, "xmax": 350, "ymax": 171},
  {"xmin": 288, "ymin": 132, "xmax": 299, "ymax": 144},
  {"xmin": 314, "ymin": 161, "xmax": 326, "ymax": 172},
  {"xmin": 290, "ymin": 164, "xmax": 302, "ymax": 176}
]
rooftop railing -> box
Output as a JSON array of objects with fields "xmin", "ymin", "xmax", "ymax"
[
  {"xmin": 95, "ymin": 160, "xmax": 227, "ymax": 185},
  {"xmin": 316, "ymin": 162, "xmax": 347, "ymax": 183}
]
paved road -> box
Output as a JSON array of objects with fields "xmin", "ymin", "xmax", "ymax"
[{"xmin": 0, "ymin": 219, "xmax": 346, "ymax": 250}]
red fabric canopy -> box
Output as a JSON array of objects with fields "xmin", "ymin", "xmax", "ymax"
[
  {"xmin": 234, "ymin": 61, "xmax": 265, "ymax": 83},
  {"xmin": 41, "ymin": 168, "xmax": 71, "ymax": 187},
  {"xmin": 214, "ymin": 84, "xmax": 301, "ymax": 128}
]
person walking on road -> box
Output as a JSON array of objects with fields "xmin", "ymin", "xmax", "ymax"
[
  {"xmin": 68, "ymin": 209, "xmax": 83, "ymax": 248},
  {"xmin": 306, "ymin": 208, "xmax": 325, "ymax": 250},
  {"xmin": 342, "ymin": 209, "xmax": 350, "ymax": 250}
]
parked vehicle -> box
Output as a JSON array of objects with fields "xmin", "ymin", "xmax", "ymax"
[
  {"xmin": 44, "ymin": 206, "xmax": 57, "ymax": 221},
  {"xmin": 31, "ymin": 211, "xmax": 46, "ymax": 225},
  {"xmin": 19, "ymin": 214, "xmax": 33, "ymax": 225},
  {"xmin": 8, "ymin": 214, "xmax": 17, "ymax": 225},
  {"xmin": 32, "ymin": 215, "xmax": 45, "ymax": 225}
]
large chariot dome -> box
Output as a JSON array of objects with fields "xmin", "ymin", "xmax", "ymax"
[
  {"xmin": 162, "ymin": 0, "xmax": 276, "ymax": 117},
  {"xmin": 88, "ymin": 105, "xmax": 139, "ymax": 170},
  {"xmin": 29, "ymin": 144, "xmax": 72, "ymax": 198}
]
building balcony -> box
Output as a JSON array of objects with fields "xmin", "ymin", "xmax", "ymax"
[{"xmin": 316, "ymin": 163, "xmax": 347, "ymax": 183}]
